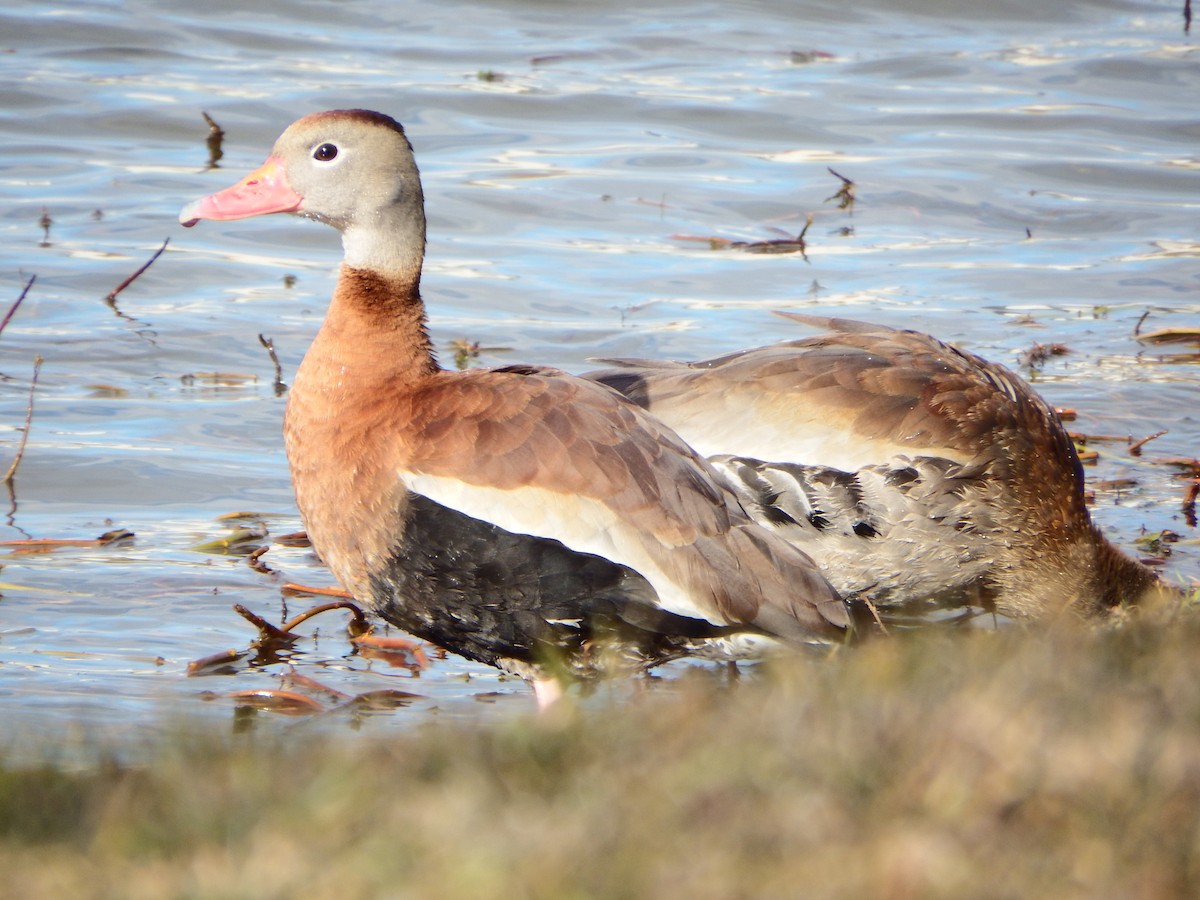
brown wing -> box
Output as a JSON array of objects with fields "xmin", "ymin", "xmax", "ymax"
[
  {"xmin": 402, "ymin": 367, "xmax": 735, "ymax": 547},
  {"xmin": 587, "ymin": 313, "xmax": 1081, "ymax": 496},
  {"xmin": 393, "ymin": 366, "xmax": 846, "ymax": 635}
]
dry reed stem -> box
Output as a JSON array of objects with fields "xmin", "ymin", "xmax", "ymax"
[
  {"xmin": 105, "ymin": 238, "xmax": 169, "ymax": 304},
  {"xmin": 280, "ymin": 600, "xmax": 371, "ymax": 636},
  {"xmin": 257, "ymin": 333, "xmax": 286, "ymax": 395},
  {"xmin": 0, "ymin": 276, "xmax": 35, "ymax": 338},
  {"xmin": 280, "ymin": 582, "xmax": 352, "ymax": 598},
  {"xmin": 4, "ymin": 355, "xmax": 43, "ymax": 483},
  {"xmin": 232, "ymin": 603, "xmax": 302, "ymax": 642},
  {"xmin": 1129, "ymin": 430, "xmax": 1168, "ymax": 457}
]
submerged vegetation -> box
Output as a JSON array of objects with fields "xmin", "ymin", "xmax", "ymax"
[{"xmin": 3, "ymin": 614, "xmax": 1200, "ymax": 898}]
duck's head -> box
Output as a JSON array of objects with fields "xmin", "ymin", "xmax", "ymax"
[{"xmin": 180, "ymin": 109, "xmax": 426, "ymax": 276}]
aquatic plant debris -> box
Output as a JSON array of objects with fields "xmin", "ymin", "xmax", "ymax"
[
  {"xmin": 104, "ymin": 237, "xmax": 169, "ymax": 305},
  {"xmin": 229, "ymin": 688, "xmax": 326, "ymax": 714},
  {"xmin": 0, "ymin": 275, "xmax": 34, "ymax": 339},
  {"xmin": 280, "ymin": 581, "xmax": 349, "ymax": 598},
  {"xmin": 185, "ymin": 648, "xmax": 246, "ymax": 676},
  {"xmin": 179, "ymin": 371, "xmax": 258, "ymax": 388},
  {"xmin": 1018, "ymin": 341, "xmax": 1070, "ymax": 370},
  {"xmin": 825, "ymin": 167, "xmax": 855, "ymax": 211},
  {"xmin": 247, "ymin": 546, "xmax": 273, "ymax": 574},
  {"xmin": 451, "ymin": 338, "xmax": 481, "ymax": 370},
  {"xmin": 1129, "ymin": 430, "xmax": 1168, "ymax": 457},
  {"xmin": 258, "ymin": 333, "xmax": 287, "ymax": 395},
  {"xmin": 0, "ymin": 528, "xmax": 133, "ymax": 553},
  {"xmin": 187, "ymin": 597, "xmax": 431, "ymax": 710},
  {"xmin": 3, "ymin": 355, "xmax": 41, "ymax": 483},
  {"xmin": 190, "ymin": 525, "xmax": 268, "ymax": 555},
  {"xmin": 448, "ymin": 338, "xmax": 515, "ymax": 371},
  {"xmin": 233, "ymin": 602, "xmax": 302, "ymax": 643},
  {"xmin": 1136, "ymin": 326, "xmax": 1200, "ymax": 346},
  {"xmin": 674, "ymin": 213, "xmax": 814, "ymax": 257},
  {"xmin": 278, "ymin": 599, "xmax": 371, "ymax": 637},
  {"xmin": 201, "ymin": 111, "xmax": 224, "ymax": 168}
]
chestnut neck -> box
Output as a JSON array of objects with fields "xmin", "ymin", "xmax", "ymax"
[
  {"xmin": 301, "ymin": 264, "xmax": 439, "ymax": 390},
  {"xmin": 284, "ymin": 264, "xmax": 437, "ymax": 599}
]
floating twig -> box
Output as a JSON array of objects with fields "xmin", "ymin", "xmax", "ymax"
[
  {"xmin": 1133, "ymin": 309, "xmax": 1152, "ymax": 338},
  {"xmin": 4, "ymin": 355, "xmax": 42, "ymax": 484},
  {"xmin": 673, "ymin": 214, "xmax": 814, "ymax": 257},
  {"xmin": 281, "ymin": 599, "xmax": 372, "ymax": 636},
  {"xmin": 233, "ymin": 603, "xmax": 303, "ymax": 642},
  {"xmin": 105, "ymin": 237, "xmax": 169, "ymax": 305},
  {"xmin": 1129, "ymin": 430, "xmax": 1168, "ymax": 457},
  {"xmin": 855, "ymin": 595, "xmax": 888, "ymax": 634},
  {"xmin": 738, "ymin": 213, "xmax": 813, "ymax": 256},
  {"xmin": 258, "ymin": 334, "xmax": 287, "ymax": 395},
  {"xmin": 0, "ymin": 276, "xmax": 35, "ymax": 338},
  {"xmin": 274, "ymin": 530, "xmax": 311, "ymax": 547},
  {"xmin": 281, "ymin": 581, "xmax": 352, "ymax": 598},
  {"xmin": 229, "ymin": 689, "xmax": 326, "ymax": 714},
  {"xmin": 0, "ymin": 529, "xmax": 133, "ymax": 553},
  {"xmin": 186, "ymin": 648, "xmax": 247, "ymax": 676},
  {"xmin": 248, "ymin": 545, "xmax": 274, "ymax": 575},
  {"xmin": 1136, "ymin": 326, "xmax": 1200, "ymax": 346},
  {"xmin": 1070, "ymin": 431, "xmax": 1130, "ymax": 444},
  {"xmin": 215, "ymin": 510, "xmax": 280, "ymax": 524}
]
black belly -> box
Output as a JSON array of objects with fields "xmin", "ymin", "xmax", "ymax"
[{"xmin": 367, "ymin": 494, "xmax": 738, "ymax": 674}]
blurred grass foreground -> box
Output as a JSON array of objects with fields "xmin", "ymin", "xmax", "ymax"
[{"xmin": 3, "ymin": 614, "xmax": 1200, "ymax": 899}]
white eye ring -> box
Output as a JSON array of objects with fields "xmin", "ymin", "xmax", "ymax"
[{"xmin": 312, "ymin": 142, "xmax": 339, "ymax": 164}]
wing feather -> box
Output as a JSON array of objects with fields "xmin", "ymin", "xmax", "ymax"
[{"xmin": 391, "ymin": 366, "xmax": 845, "ymax": 633}]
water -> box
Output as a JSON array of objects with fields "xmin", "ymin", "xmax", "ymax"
[{"xmin": 1, "ymin": 0, "xmax": 1197, "ymax": 751}]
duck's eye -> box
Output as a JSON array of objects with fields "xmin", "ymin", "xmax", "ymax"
[{"xmin": 313, "ymin": 143, "xmax": 339, "ymax": 162}]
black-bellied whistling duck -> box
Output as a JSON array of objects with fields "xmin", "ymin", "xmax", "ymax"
[
  {"xmin": 588, "ymin": 313, "xmax": 1173, "ymax": 622},
  {"xmin": 179, "ymin": 109, "xmax": 849, "ymax": 699}
]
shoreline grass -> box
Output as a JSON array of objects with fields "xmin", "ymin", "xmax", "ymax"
[{"xmin": 3, "ymin": 615, "xmax": 1199, "ymax": 899}]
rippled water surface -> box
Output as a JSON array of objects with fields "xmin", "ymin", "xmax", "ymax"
[{"xmin": 1, "ymin": 0, "xmax": 1198, "ymax": 752}]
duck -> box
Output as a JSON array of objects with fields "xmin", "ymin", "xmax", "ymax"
[
  {"xmin": 586, "ymin": 313, "xmax": 1171, "ymax": 622},
  {"xmin": 179, "ymin": 109, "xmax": 850, "ymax": 700}
]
